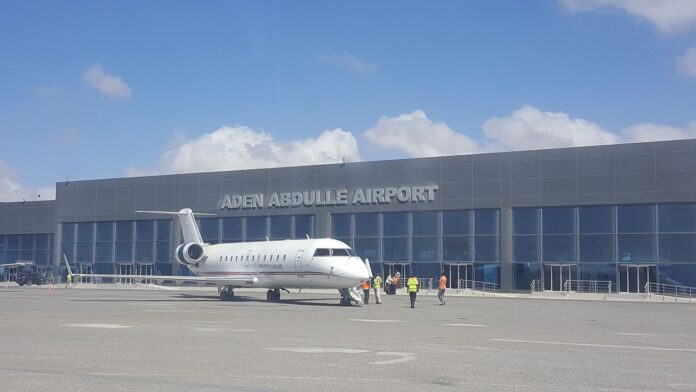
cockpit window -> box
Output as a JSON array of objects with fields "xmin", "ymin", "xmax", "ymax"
[
  {"xmin": 313, "ymin": 248, "xmax": 331, "ymax": 257},
  {"xmin": 331, "ymin": 248, "xmax": 353, "ymax": 256}
]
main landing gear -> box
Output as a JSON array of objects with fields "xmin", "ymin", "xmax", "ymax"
[
  {"xmin": 266, "ymin": 289, "xmax": 281, "ymax": 302},
  {"xmin": 219, "ymin": 286, "xmax": 235, "ymax": 301},
  {"xmin": 339, "ymin": 288, "xmax": 361, "ymax": 306}
]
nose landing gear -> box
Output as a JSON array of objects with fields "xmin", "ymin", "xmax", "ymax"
[{"xmin": 219, "ymin": 286, "xmax": 235, "ymax": 301}]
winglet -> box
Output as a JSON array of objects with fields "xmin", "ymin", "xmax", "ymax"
[{"xmin": 63, "ymin": 254, "xmax": 74, "ymax": 277}]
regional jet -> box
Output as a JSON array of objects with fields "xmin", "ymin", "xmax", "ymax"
[{"xmin": 66, "ymin": 209, "xmax": 372, "ymax": 305}]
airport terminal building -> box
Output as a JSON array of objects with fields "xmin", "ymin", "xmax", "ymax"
[{"xmin": 2, "ymin": 138, "xmax": 696, "ymax": 293}]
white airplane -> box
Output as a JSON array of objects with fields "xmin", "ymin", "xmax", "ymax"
[{"xmin": 66, "ymin": 209, "xmax": 372, "ymax": 306}]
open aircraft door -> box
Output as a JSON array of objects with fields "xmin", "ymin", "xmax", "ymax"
[{"xmin": 295, "ymin": 250, "xmax": 305, "ymax": 278}]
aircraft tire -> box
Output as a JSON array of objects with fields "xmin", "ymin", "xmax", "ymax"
[
  {"xmin": 266, "ymin": 290, "xmax": 274, "ymax": 301},
  {"xmin": 273, "ymin": 289, "xmax": 281, "ymax": 302}
]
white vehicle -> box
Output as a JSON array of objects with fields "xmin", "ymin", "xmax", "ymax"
[{"xmin": 67, "ymin": 209, "xmax": 371, "ymax": 306}]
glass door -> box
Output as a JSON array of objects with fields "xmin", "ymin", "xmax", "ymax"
[
  {"xmin": 619, "ymin": 265, "xmax": 656, "ymax": 293},
  {"xmin": 117, "ymin": 263, "xmax": 134, "ymax": 284},
  {"xmin": 382, "ymin": 263, "xmax": 410, "ymax": 289},
  {"xmin": 444, "ymin": 263, "xmax": 473, "ymax": 289},
  {"xmin": 543, "ymin": 264, "xmax": 578, "ymax": 291},
  {"xmin": 78, "ymin": 264, "xmax": 93, "ymax": 283}
]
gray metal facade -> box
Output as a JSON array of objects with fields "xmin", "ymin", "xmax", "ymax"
[{"xmin": 3, "ymin": 138, "xmax": 696, "ymax": 292}]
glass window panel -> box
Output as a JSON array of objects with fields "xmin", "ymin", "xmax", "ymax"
[
  {"xmin": 97, "ymin": 221, "xmax": 114, "ymax": 242},
  {"xmin": 474, "ymin": 236, "xmax": 499, "ymax": 262},
  {"xmin": 579, "ymin": 206, "xmax": 615, "ymax": 234},
  {"xmin": 246, "ymin": 216, "xmax": 268, "ymax": 240},
  {"xmin": 443, "ymin": 236, "xmax": 471, "ymax": 261},
  {"xmin": 512, "ymin": 262, "xmax": 542, "ymax": 290},
  {"xmin": 383, "ymin": 212, "xmax": 408, "ymax": 237},
  {"xmin": 222, "ymin": 217, "xmax": 243, "ymax": 240},
  {"xmin": 443, "ymin": 210, "xmax": 471, "ymax": 236},
  {"xmin": 156, "ymin": 241, "xmax": 171, "ymax": 262},
  {"xmin": 579, "ymin": 263, "xmax": 616, "ymax": 287},
  {"xmin": 77, "ymin": 222, "xmax": 94, "ymax": 242},
  {"xmin": 382, "ymin": 237, "xmax": 408, "ymax": 261},
  {"xmin": 474, "ymin": 263, "xmax": 500, "ymax": 284},
  {"xmin": 659, "ymin": 234, "xmax": 696, "ymax": 263},
  {"xmin": 542, "ymin": 234, "xmax": 576, "ymax": 262},
  {"xmin": 0, "ymin": 252, "xmax": 6, "ymax": 263},
  {"xmin": 412, "ymin": 211, "xmax": 439, "ymax": 236},
  {"xmin": 412, "ymin": 263, "xmax": 441, "ymax": 280},
  {"xmin": 618, "ymin": 234, "xmax": 655, "ymax": 262},
  {"xmin": 76, "ymin": 242, "xmax": 93, "ymax": 262},
  {"xmin": 35, "ymin": 234, "xmax": 49, "ymax": 249},
  {"xmin": 48, "ymin": 234, "xmax": 54, "ymax": 249},
  {"xmin": 355, "ymin": 213, "xmax": 379, "ymax": 237},
  {"xmin": 6, "ymin": 250, "xmax": 19, "ymax": 263},
  {"xmin": 0, "ymin": 235, "xmax": 6, "ymax": 251},
  {"xmin": 354, "ymin": 238, "xmax": 379, "ymax": 261},
  {"xmin": 7, "ymin": 235, "xmax": 20, "ymax": 249},
  {"xmin": 513, "ymin": 235, "xmax": 540, "ymax": 262},
  {"xmin": 135, "ymin": 241, "xmax": 155, "ymax": 262},
  {"xmin": 331, "ymin": 214, "xmax": 352, "ymax": 237},
  {"xmin": 95, "ymin": 243, "xmax": 114, "ymax": 262},
  {"xmin": 658, "ymin": 204, "xmax": 696, "ymax": 233},
  {"xmin": 34, "ymin": 250, "xmax": 50, "ymax": 266},
  {"xmin": 198, "ymin": 218, "xmax": 219, "ymax": 242},
  {"xmin": 618, "ymin": 204, "xmax": 655, "ymax": 233},
  {"xmin": 294, "ymin": 215, "xmax": 314, "ymax": 239},
  {"xmin": 270, "ymin": 215, "xmax": 292, "ymax": 239},
  {"xmin": 136, "ymin": 220, "xmax": 155, "ymax": 241},
  {"xmin": 20, "ymin": 250, "xmax": 33, "ymax": 261},
  {"xmin": 96, "ymin": 263, "xmax": 114, "ymax": 274},
  {"xmin": 475, "ymin": 209, "xmax": 499, "ymax": 235},
  {"xmin": 156, "ymin": 220, "xmax": 172, "ymax": 241},
  {"xmin": 657, "ymin": 264, "xmax": 696, "ymax": 288},
  {"xmin": 579, "ymin": 234, "xmax": 615, "ymax": 263},
  {"xmin": 412, "ymin": 237, "xmax": 439, "ymax": 262},
  {"xmin": 513, "ymin": 208, "xmax": 540, "ymax": 235},
  {"xmin": 60, "ymin": 243, "xmax": 74, "ymax": 263},
  {"xmin": 61, "ymin": 223, "xmax": 76, "ymax": 243},
  {"xmin": 542, "ymin": 207, "xmax": 575, "ymax": 234},
  {"xmin": 115, "ymin": 242, "xmax": 132, "ymax": 262},
  {"xmin": 116, "ymin": 221, "xmax": 133, "ymax": 241},
  {"xmin": 155, "ymin": 263, "xmax": 172, "ymax": 276},
  {"xmin": 335, "ymin": 237, "xmax": 352, "ymax": 248},
  {"xmin": 20, "ymin": 234, "xmax": 34, "ymax": 249}
]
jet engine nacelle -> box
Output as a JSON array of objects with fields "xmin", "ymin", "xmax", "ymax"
[{"xmin": 175, "ymin": 242, "xmax": 205, "ymax": 266}]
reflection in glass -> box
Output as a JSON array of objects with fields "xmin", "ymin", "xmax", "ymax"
[
  {"xmin": 512, "ymin": 262, "xmax": 541, "ymax": 290},
  {"xmin": 474, "ymin": 263, "xmax": 500, "ymax": 284},
  {"xmin": 658, "ymin": 234, "xmax": 696, "ymax": 263},
  {"xmin": 617, "ymin": 234, "xmax": 655, "ymax": 262},
  {"xmin": 354, "ymin": 237, "xmax": 379, "ymax": 261},
  {"xmin": 412, "ymin": 237, "xmax": 439, "ymax": 262},
  {"xmin": 443, "ymin": 236, "xmax": 471, "ymax": 261},
  {"xmin": 542, "ymin": 234, "xmax": 576, "ymax": 262},
  {"xmin": 579, "ymin": 234, "xmax": 615, "ymax": 262},
  {"xmin": 513, "ymin": 236, "xmax": 540, "ymax": 262},
  {"xmin": 383, "ymin": 237, "xmax": 408, "ymax": 261},
  {"xmin": 657, "ymin": 264, "xmax": 696, "ymax": 287}
]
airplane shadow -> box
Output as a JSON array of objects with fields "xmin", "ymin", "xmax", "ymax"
[{"xmin": 176, "ymin": 293, "xmax": 346, "ymax": 307}]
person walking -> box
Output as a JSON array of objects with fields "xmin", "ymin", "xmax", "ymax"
[
  {"xmin": 385, "ymin": 273, "xmax": 392, "ymax": 295},
  {"xmin": 407, "ymin": 275, "xmax": 419, "ymax": 308},
  {"xmin": 438, "ymin": 272, "xmax": 447, "ymax": 305},
  {"xmin": 372, "ymin": 274, "xmax": 383, "ymax": 304},
  {"xmin": 66, "ymin": 273, "xmax": 73, "ymax": 289},
  {"xmin": 362, "ymin": 280, "xmax": 370, "ymax": 304},
  {"xmin": 391, "ymin": 274, "xmax": 399, "ymax": 295}
]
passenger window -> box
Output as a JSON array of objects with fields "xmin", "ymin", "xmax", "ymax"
[
  {"xmin": 264, "ymin": 255, "xmax": 267, "ymax": 261},
  {"xmin": 276, "ymin": 255, "xmax": 279, "ymax": 261},
  {"xmin": 283, "ymin": 255, "xmax": 286, "ymax": 261},
  {"xmin": 313, "ymin": 248, "xmax": 331, "ymax": 257},
  {"xmin": 219, "ymin": 256, "xmax": 223, "ymax": 261}
]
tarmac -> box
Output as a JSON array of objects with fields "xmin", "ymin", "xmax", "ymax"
[{"xmin": 1, "ymin": 284, "xmax": 695, "ymax": 391}]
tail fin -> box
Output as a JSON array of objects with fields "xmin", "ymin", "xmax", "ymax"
[{"xmin": 136, "ymin": 208, "xmax": 216, "ymax": 244}]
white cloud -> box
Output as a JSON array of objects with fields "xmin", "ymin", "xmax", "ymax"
[
  {"xmin": 0, "ymin": 160, "xmax": 55, "ymax": 202},
  {"xmin": 317, "ymin": 51, "xmax": 376, "ymax": 73},
  {"xmin": 560, "ymin": 0, "xmax": 696, "ymax": 34},
  {"xmin": 482, "ymin": 105, "xmax": 620, "ymax": 150},
  {"xmin": 82, "ymin": 64, "xmax": 132, "ymax": 99},
  {"xmin": 364, "ymin": 110, "xmax": 483, "ymax": 157},
  {"xmin": 362, "ymin": 106, "xmax": 695, "ymax": 158},
  {"xmin": 677, "ymin": 46, "xmax": 696, "ymax": 77},
  {"xmin": 129, "ymin": 126, "xmax": 362, "ymax": 176}
]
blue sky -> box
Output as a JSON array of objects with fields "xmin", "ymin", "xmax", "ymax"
[{"xmin": 1, "ymin": 0, "xmax": 695, "ymax": 201}]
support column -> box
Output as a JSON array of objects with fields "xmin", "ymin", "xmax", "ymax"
[{"xmin": 500, "ymin": 206, "xmax": 512, "ymax": 292}]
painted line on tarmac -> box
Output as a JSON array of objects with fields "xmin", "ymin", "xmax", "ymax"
[
  {"xmin": 193, "ymin": 327, "xmax": 253, "ymax": 332},
  {"xmin": 491, "ymin": 338, "xmax": 696, "ymax": 353},
  {"xmin": 348, "ymin": 319, "xmax": 401, "ymax": 323},
  {"xmin": 615, "ymin": 332, "xmax": 660, "ymax": 337},
  {"xmin": 64, "ymin": 323, "xmax": 132, "ymax": 329},
  {"xmin": 370, "ymin": 352, "xmax": 416, "ymax": 365},
  {"xmin": 444, "ymin": 323, "xmax": 487, "ymax": 327},
  {"xmin": 265, "ymin": 347, "xmax": 370, "ymax": 354}
]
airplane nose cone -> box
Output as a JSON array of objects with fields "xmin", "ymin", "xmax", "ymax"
[{"xmin": 351, "ymin": 258, "xmax": 370, "ymax": 280}]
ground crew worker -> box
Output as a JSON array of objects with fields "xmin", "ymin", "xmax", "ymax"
[
  {"xmin": 391, "ymin": 274, "xmax": 398, "ymax": 295},
  {"xmin": 438, "ymin": 272, "xmax": 447, "ymax": 305},
  {"xmin": 385, "ymin": 274, "xmax": 392, "ymax": 295},
  {"xmin": 373, "ymin": 274, "xmax": 383, "ymax": 304},
  {"xmin": 407, "ymin": 275, "xmax": 419, "ymax": 308},
  {"xmin": 362, "ymin": 280, "xmax": 370, "ymax": 304},
  {"xmin": 66, "ymin": 273, "xmax": 73, "ymax": 289}
]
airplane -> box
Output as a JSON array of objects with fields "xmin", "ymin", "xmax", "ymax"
[{"xmin": 65, "ymin": 208, "xmax": 372, "ymax": 306}]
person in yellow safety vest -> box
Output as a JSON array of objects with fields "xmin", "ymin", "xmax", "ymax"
[
  {"xmin": 372, "ymin": 274, "xmax": 383, "ymax": 304},
  {"xmin": 407, "ymin": 275, "xmax": 419, "ymax": 308},
  {"xmin": 361, "ymin": 280, "xmax": 370, "ymax": 304},
  {"xmin": 66, "ymin": 273, "xmax": 73, "ymax": 289}
]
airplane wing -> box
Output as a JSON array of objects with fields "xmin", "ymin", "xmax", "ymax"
[{"xmin": 69, "ymin": 273, "xmax": 258, "ymax": 286}]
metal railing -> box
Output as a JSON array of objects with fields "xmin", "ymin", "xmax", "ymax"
[
  {"xmin": 645, "ymin": 282, "xmax": 694, "ymax": 301},
  {"xmin": 563, "ymin": 280, "xmax": 612, "ymax": 294},
  {"xmin": 530, "ymin": 279, "xmax": 544, "ymax": 293},
  {"xmin": 457, "ymin": 279, "xmax": 499, "ymax": 295}
]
